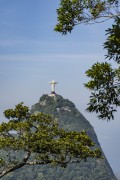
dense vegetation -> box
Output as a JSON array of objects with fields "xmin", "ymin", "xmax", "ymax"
[
  {"xmin": 2, "ymin": 94, "xmax": 116, "ymax": 179},
  {"xmin": 55, "ymin": 0, "xmax": 120, "ymax": 34},
  {"xmin": 0, "ymin": 102, "xmax": 101, "ymax": 178},
  {"xmin": 55, "ymin": 1, "xmax": 120, "ymax": 121}
]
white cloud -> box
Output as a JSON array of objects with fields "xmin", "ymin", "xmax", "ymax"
[
  {"xmin": 0, "ymin": 53, "xmax": 104, "ymax": 62},
  {"xmin": 0, "ymin": 38, "xmax": 102, "ymax": 50}
]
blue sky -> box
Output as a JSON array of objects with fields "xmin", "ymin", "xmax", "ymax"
[{"xmin": 0, "ymin": 0, "xmax": 120, "ymax": 174}]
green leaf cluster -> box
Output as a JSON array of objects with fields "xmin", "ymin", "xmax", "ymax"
[
  {"xmin": 55, "ymin": 0, "xmax": 120, "ymax": 34},
  {"xmin": 1, "ymin": 95, "xmax": 116, "ymax": 179},
  {"xmin": 104, "ymin": 17, "xmax": 120, "ymax": 63},
  {"xmin": 0, "ymin": 103, "xmax": 102, "ymax": 178},
  {"xmin": 55, "ymin": 1, "xmax": 120, "ymax": 121},
  {"xmin": 85, "ymin": 62, "xmax": 120, "ymax": 120},
  {"xmin": 84, "ymin": 17, "xmax": 120, "ymax": 120}
]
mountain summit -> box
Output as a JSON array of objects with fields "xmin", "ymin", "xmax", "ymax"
[
  {"xmin": 30, "ymin": 94, "xmax": 117, "ymax": 180},
  {"xmin": 3, "ymin": 94, "xmax": 117, "ymax": 180}
]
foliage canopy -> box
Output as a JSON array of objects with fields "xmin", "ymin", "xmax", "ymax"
[
  {"xmin": 85, "ymin": 17, "xmax": 120, "ymax": 120},
  {"xmin": 85, "ymin": 62, "xmax": 120, "ymax": 120},
  {"xmin": 55, "ymin": 0, "xmax": 120, "ymax": 34},
  {"xmin": 104, "ymin": 17, "xmax": 120, "ymax": 63},
  {"xmin": 0, "ymin": 103, "xmax": 101, "ymax": 178},
  {"xmin": 55, "ymin": 1, "xmax": 120, "ymax": 120}
]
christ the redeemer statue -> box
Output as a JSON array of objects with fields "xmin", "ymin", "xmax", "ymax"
[{"xmin": 49, "ymin": 80, "xmax": 57, "ymax": 94}]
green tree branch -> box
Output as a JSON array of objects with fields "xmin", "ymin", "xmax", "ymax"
[{"xmin": 0, "ymin": 103, "xmax": 102, "ymax": 178}]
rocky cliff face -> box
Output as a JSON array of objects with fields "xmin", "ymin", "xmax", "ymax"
[
  {"xmin": 30, "ymin": 94, "xmax": 117, "ymax": 180},
  {"xmin": 2, "ymin": 94, "xmax": 117, "ymax": 180}
]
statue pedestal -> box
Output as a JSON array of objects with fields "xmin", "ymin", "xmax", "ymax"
[{"xmin": 48, "ymin": 93, "xmax": 56, "ymax": 97}]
